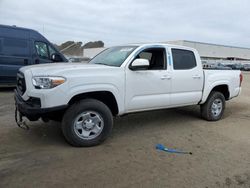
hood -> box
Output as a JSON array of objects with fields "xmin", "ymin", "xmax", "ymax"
[{"xmin": 20, "ymin": 63, "xmax": 119, "ymax": 76}]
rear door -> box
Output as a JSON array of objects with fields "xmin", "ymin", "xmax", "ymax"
[
  {"xmin": 0, "ymin": 37, "xmax": 31, "ymax": 84},
  {"xmin": 170, "ymin": 48, "xmax": 203, "ymax": 106}
]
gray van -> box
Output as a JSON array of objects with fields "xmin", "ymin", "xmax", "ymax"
[{"xmin": 0, "ymin": 25, "xmax": 67, "ymax": 86}]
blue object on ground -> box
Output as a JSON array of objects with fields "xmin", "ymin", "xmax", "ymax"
[{"xmin": 156, "ymin": 144, "xmax": 192, "ymax": 155}]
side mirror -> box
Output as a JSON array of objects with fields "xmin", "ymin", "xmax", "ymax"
[
  {"xmin": 51, "ymin": 53, "xmax": 62, "ymax": 62},
  {"xmin": 130, "ymin": 58, "xmax": 149, "ymax": 70}
]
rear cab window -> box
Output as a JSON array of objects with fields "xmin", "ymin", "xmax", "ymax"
[{"xmin": 171, "ymin": 49, "xmax": 197, "ymax": 70}]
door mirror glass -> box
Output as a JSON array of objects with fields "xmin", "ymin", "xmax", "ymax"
[
  {"xmin": 51, "ymin": 53, "xmax": 62, "ymax": 62},
  {"xmin": 130, "ymin": 58, "xmax": 149, "ymax": 70}
]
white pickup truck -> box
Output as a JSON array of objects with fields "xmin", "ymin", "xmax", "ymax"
[{"xmin": 15, "ymin": 43, "xmax": 242, "ymax": 146}]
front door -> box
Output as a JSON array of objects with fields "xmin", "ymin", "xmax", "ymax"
[{"xmin": 125, "ymin": 47, "xmax": 171, "ymax": 112}]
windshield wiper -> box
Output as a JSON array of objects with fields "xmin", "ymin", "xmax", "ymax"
[{"xmin": 95, "ymin": 63, "xmax": 113, "ymax": 66}]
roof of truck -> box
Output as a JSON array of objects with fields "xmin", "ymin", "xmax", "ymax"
[{"xmin": 121, "ymin": 42, "xmax": 197, "ymax": 52}]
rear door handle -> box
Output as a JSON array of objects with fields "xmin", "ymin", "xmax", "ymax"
[
  {"xmin": 192, "ymin": 75, "xmax": 201, "ymax": 79},
  {"xmin": 161, "ymin": 75, "xmax": 171, "ymax": 80}
]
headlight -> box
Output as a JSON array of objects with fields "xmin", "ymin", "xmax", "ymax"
[{"xmin": 32, "ymin": 76, "xmax": 66, "ymax": 89}]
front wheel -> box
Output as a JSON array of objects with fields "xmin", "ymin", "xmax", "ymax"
[
  {"xmin": 200, "ymin": 91, "xmax": 225, "ymax": 121},
  {"xmin": 62, "ymin": 99, "xmax": 113, "ymax": 147}
]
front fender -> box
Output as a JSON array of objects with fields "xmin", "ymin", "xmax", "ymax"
[{"xmin": 66, "ymin": 83, "xmax": 124, "ymax": 114}]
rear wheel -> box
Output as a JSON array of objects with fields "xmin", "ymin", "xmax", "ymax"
[
  {"xmin": 62, "ymin": 99, "xmax": 113, "ymax": 147},
  {"xmin": 200, "ymin": 91, "xmax": 225, "ymax": 121}
]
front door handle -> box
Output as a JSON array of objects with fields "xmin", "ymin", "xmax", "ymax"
[{"xmin": 161, "ymin": 75, "xmax": 171, "ymax": 80}]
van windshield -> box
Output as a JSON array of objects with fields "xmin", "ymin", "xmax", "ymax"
[{"xmin": 89, "ymin": 46, "xmax": 137, "ymax": 67}]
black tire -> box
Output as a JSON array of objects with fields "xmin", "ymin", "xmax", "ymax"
[
  {"xmin": 200, "ymin": 91, "xmax": 225, "ymax": 121},
  {"xmin": 62, "ymin": 99, "xmax": 113, "ymax": 147}
]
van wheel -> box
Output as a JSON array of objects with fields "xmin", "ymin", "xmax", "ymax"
[
  {"xmin": 62, "ymin": 99, "xmax": 113, "ymax": 147},
  {"xmin": 200, "ymin": 91, "xmax": 225, "ymax": 121}
]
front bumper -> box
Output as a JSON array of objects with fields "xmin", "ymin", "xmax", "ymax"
[{"xmin": 14, "ymin": 89, "xmax": 68, "ymax": 121}]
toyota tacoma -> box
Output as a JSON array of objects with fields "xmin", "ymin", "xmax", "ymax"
[{"xmin": 15, "ymin": 43, "xmax": 242, "ymax": 146}]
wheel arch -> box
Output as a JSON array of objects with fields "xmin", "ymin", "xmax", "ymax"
[
  {"xmin": 201, "ymin": 83, "xmax": 230, "ymax": 104},
  {"xmin": 68, "ymin": 91, "xmax": 119, "ymax": 116},
  {"xmin": 210, "ymin": 85, "xmax": 230, "ymax": 100}
]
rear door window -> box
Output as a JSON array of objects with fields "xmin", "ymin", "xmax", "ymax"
[
  {"xmin": 172, "ymin": 49, "xmax": 197, "ymax": 70},
  {"xmin": 35, "ymin": 42, "xmax": 49, "ymax": 59}
]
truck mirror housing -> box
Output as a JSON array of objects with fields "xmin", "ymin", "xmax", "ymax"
[
  {"xmin": 130, "ymin": 58, "xmax": 149, "ymax": 70},
  {"xmin": 51, "ymin": 53, "xmax": 62, "ymax": 62}
]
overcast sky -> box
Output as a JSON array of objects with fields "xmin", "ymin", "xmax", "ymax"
[{"xmin": 0, "ymin": 0, "xmax": 249, "ymax": 47}]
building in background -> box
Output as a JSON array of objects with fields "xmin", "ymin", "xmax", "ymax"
[
  {"xmin": 83, "ymin": 47, "xmax": 106, "ymax": 59},
  {"xmin": 82, "ymin": 40, "xmax": 250, "ymax": 65},
  {"xmin": 55, "ymin": 41, "xmax": 104, "ymax": 59},
  {"xmin": 57, "ymin": 42, "xmax": 84, "ymax": 56},
  {"xmin": 167, "ymin": 40, "xmax": 250, "ymax": 64}
]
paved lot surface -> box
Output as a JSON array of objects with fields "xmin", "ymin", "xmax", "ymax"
[{"xmin": 0, "ymin": 72, "xmax": 250, "ymax": 188}]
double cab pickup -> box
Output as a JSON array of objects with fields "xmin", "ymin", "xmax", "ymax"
[{"xmin": 15, "ymin": 43, "xmax": 242, "ymax": 146}]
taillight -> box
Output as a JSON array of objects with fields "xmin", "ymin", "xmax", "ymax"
[{"xmin": 240, "ymin": 72, "xmax": 243, "ymax": 86}]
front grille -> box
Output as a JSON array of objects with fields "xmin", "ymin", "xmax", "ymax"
[{"xmin": 16, "ymin": 71, "xmax": 26, "ymax": 95}]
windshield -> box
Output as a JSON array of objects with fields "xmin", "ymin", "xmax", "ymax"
[{"xmin": 89, "ymin": 46, "xmax": 137, "ymax": 67}]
